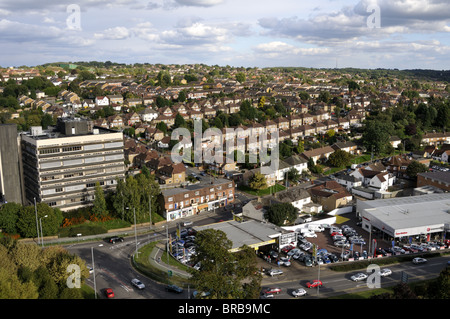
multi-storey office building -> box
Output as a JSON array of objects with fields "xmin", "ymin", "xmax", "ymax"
[
  {"xmin": 21, "ymin": 118, "xmax": 125, "ymax": 212},
  {"xmin": 0, "ymin": 124, "xmax": 24, "ymax": 205},
  {"xmin": 159, "ymin": 178, "xmax": 235, "ymax": 221}
]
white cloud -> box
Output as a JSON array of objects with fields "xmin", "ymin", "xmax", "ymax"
[{"xmin": 94, "ymin": 26, "xmax": 131, "ymax": 40}]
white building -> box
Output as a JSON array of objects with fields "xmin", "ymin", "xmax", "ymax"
[{"xmin": 356, "ymin": 193, "xmax": 450, "ymax": 240}]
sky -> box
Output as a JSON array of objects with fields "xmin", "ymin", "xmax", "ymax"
[{"xmin": 0, "ymin": 0, "xmax": 449, "ymax": 69}]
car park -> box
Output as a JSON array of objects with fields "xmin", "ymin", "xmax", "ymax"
[
  {"xmin": 351, "ymin": 273, "xmax": 368, "ymax": 282},
  {"xmin": 306, "ymin": 280, "xmax": 323, "ymax": 288},
  {"xmin": 131, "ymin": 278, "xmax": 145, "ymax": 290},
  {"xmin": 412, "ymin": 257, "xmax": 427, "ymax": 264},
  {"xmin": 292, "ymin": 288, "xmax": 307, "ymax": 297}
]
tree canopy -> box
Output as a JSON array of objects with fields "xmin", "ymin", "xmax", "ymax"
[{"xmin": 188, "ymin": 229, "xmax": 261, "ymax": 299}]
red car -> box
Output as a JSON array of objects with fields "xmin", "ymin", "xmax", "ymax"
[
  {"xmin": 330, "ymin": 232, "xmax": 342, "ymax": 237},
  {"xmin": 263, "ymin": 287, "xmax": 281, "ymax": 295},
  {"xmin": 105, "ymin": 288, "xmax": 115, "ymax": 298},
  {"xmin": 282, "ymin": 245, "xmax": 295, "ymax": 253},
  {"xmin": 306, "ymin": 280, "xmax": 323, "ymax": 288}
]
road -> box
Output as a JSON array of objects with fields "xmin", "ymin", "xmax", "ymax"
[
  {"xmin": 260, "ymin": 255, "xmax": 450, "ymax": 299},
  {"xmin": 65, "ymin": 206, "xmax": 236, "ymax": 299}
]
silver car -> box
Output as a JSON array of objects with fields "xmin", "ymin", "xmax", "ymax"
[
  {"xmin": 350, "ymin": 273, "xmax": 368, "ymax": 282},
  {"xmin": 131, "ymin": 278, "xmax": 145, "ymax": 290}
]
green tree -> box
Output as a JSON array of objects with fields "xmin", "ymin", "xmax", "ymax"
[
  {"xmin": 189, "ymin": 229, "xmax": 261, "ymax": 299},
  {"xmin": 91, "ymin": 182, "xmax": 108, "ymax": 217},
  {"xmin": 405, "ymin": 161, "xmax": 428, "ymax": 179},
  {"xmin": 327, "ymin": 149, "xmax": 352, "ymax": 168},
  {"xmin": 0, "ymin": 202, "xmax": 21, "ymax": 234},
  {"xmin": 249, "ymin": 172, "xmax": 267, "ymax": 190},
  {"xmin": 265, "ymin": 202, "xmax": 298, "ymax": 226},
  {"xmin": 235, "ymin": 72, "xmax": 246, "ymax": 83},
  {"xmin": 287, "ymin": 167, "xmax": 301, "ymax": 183}
]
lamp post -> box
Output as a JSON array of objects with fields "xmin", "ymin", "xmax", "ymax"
[
  {"xmin": 91, "ymin": 247, "xmax": 97, "ymax": 299},
  {"xmin": 34, "ymin": 198, "xmax": 40, "ymax": 245},
  {"xmin": 39, "ymin": 215, "xmax": 48, "ymax": 247}
]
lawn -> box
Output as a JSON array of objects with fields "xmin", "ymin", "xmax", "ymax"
[{"xmin": 238, "ymin": 184, "xmax": 286, "ymax": 196}]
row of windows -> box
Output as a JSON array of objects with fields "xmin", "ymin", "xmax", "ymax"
[
  {"xmin": 167, "ymin": 184, "xmax": 234, "ymax": 202},
  {"xmin": 40, "ymin": 141, "xmax": 122, "ymax": 155}
]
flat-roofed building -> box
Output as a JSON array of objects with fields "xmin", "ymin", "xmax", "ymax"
[
  {"xmin": 20, "ymin": 118, "xmax": 125, "ymax": 211},
  {"xmin": 158, "ymin": 178, "xmax": 235, "ymax": 221},
  {"xmin": 356, "ymin": 193, "xmax": 450, "ymax": 240}
]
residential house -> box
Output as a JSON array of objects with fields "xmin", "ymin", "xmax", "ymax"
[
  {"xmin": 332, "ymin": 173, "xmax": 363, "ymax": 191},
  {"xmin": 156, "ymin": 162, "xmax": 186, "ymax": 185},
  {"xmin": 139, "ymin": 108, "xmax": 159, "ymax": 122},
  {"xmin": 283, "ymin": 155, "xmax": 309, "ymax": 174},
  {"xmin": 123, "ymin": 112, "xmax": 141, "ymax": 126},
  {"xmin": 95, "ymin": 96, "xmax": 109, "ymax": 106},
  {"xmin": 331, "ymin": 141, "xmax": 359, "ymax": 155},
  {"xmin": 107, "ymin": 115, "xmax": 124, "ymax": 129},
  {"xmin": 107, "ymin": 95, "xmax": 124, "ymax": 105},
  {"xmin": 385, "ymin": 155, "xmax": 413, "ymax": 177},
  {"xmin": 242, "ymin": 166, "xmax": 277, "ymax": 187},
  {"xmin": 145, "ymin": 127, "xmax": 165, "ymax": 142},
  {"xmin": 274, "ymin": 117, "xmax": 290, "ymax": 131},
  {"xmin": 273, "ymin": 186, "xmax": 312, "ymax": 212},
  {"xmin": 308, "ymin": 181, "xmax": 352, "ymax": 212},
  {"xmin": 368, "ymin": 172, "xmax": 395, "ymax": 191},
  {"xmin": 301, "ymin": 146, "xmax": 335, "ymax": 164}
]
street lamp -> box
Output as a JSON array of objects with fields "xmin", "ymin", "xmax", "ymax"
[
  {"xmin": 39, "ymin": 215, "xmax": 48, "ymax": 247},
  {"xmin": 126, "ymin": 206, "xmax": 138, "ymax": 258}
]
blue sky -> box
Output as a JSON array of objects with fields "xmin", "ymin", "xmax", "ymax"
[{"xmin": 0, "ymin": 0, "xmax": 449, "ymax": 69}]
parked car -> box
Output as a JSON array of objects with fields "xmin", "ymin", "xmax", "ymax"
[
  {"xmin": 328, "ymin": 254, "xmax": 339, "ymax": 263},
  {"xmin": 279, "ymin": 257, "xmax": 291, "ymax": 267},
  {"xmin": 287, "ymin": 248, "xmax": 301, "ymax": 257},
  {"xmin": 412, "ymin": 257, "xmax": 427, "ymax": 264},
  {"xmin": 267, "ymin": 268, "xmax": 283, "ymax": 277},
  {"xmin": 269, "ymin": 250, "xmax": 279, "ymax": 259},
  {"xmin": 306, "ymin": 280, "xmax": 323, "ymax": 288},
  {"xmin": 131, "ymin": 278, "xmax": 145, "ymax": 290},
  {"xmin": 351, "ymin": 273, "xmax": 368, "ymax": 282},
  {"xmin": 304, "ymin": 232, "xmax": 317, "ymax": 238},
  {"xmin": 303, "ymin": 257, "xmax": 313, "ymax": 267},
  {"xmin": 292, "ymin": 288, "xmax": 307, "ymax": 297},
  {"xmin": 334, "ymin": 240, "xmax": 350, "ymax": 248},
  {"xmin": 104, "ymin": 288, "xmax": 114, "ymax": 298},
  {"xmin": 379, "ymin": 269, "xmax": 392, "ymax": 277}
]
